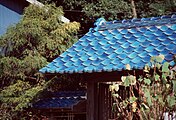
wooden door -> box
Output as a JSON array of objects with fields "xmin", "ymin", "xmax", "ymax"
[{"xmin": 98, "ymin": 83, "xmax": 118, "ymax": 120}]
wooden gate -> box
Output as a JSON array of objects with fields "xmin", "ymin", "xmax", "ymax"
[{"xmin": 98, "ymin": 83, "xmax": 129, "ymax": 120}]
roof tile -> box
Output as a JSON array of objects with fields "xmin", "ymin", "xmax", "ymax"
[
  {"xmin": 40, "ymin": 15, "xmax": 176, "ymax": 74},
  {"xmin": 33, "ymin": 91, "xmax": 86, "ymax": 109}
]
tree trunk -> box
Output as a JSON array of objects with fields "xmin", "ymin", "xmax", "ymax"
[{"xmin": 130, "ymin": 0, "xmax": 137, "ymax": 18}]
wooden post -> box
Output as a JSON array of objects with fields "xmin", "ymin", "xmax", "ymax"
[
  {"xmin": 98, "ymin": 83, "xmax": 106, "ymax": 120},
  {"xmin": 49, "ymin": 111, "xmax": 54, "ymax": 120},
  {"xmin": 87, "ymin": 81, "xmax": 98, "ymax": 120}
]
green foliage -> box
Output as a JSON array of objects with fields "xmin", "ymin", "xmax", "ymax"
[
  {"xmin": 0, "ymin": 80, "xmax": 42, "ymax": 110},
  {"xmin": 129, "ymin": 96, "xmax": 137, "ymax": 104},
  {"xmin": 83, "ymin": 0, "xmax": 131, "ymax": 20},
  {"xmin": 144, "ymin": 78, "xmax": 151, "ymax": 85},
  {"xmin": 40, "ymin": 0, "xmax": 176, "ymax": 39},
  {"xmin": 143, "ymin": 88, "xmax": 152, "ymax": 106},
  {"xmin": 59, "ymin": 0, "xmax": 176, "ymax": 22},
  {"xmin": 0, "ymin": 4, "xmax": 79, "ymax": 84},
  {"xmin": 0, "ymin": 3, "xmax": 80, "ymax": 119},
  {"xmin": 110, "ymin": 55, "xmax": 176, "ymax": 119},
  {"xmin": 167, "ymin": 95, "xmax": 176, "ymax": 108},
  {"xmin": 0, "ymin": 79, "xmax": 52, "ymax": 119},
  {"xmin": 123, "ymin": 76, "xmax": 130, "ymax": 87},
  {"xmin": 0, "ymin": 54, "xmax": 47, "ymax": 85},
  {"xmin": 148, "ymin": 0, "xmax": 176, "ymax": 16},
  {"xmin": 162, "ymin": 62, "xmax": 170, "ymax": 72},
  {"xmin": 0, "ymin": 4, "xmax": 80, "ymax": 60},
  {"xmin": 62, "ymin": 0, "xmax": 86, "ymax": 10},
  {"xmin": 47, "ymin": 0, "xmax": 175, "ymax": 38}
]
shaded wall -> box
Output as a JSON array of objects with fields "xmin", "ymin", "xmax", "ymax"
[{"xmin": 0, "ymin": 0, "xmax": 28, "ymax": 35}]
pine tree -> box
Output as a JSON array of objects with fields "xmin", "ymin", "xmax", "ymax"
[{"xmin": 0, "ymin": 4, "xmax": 80, "ymax": 119}]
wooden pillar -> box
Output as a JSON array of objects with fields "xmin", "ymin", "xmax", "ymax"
[
  {"xmin": 99, "ymin": 83, "xmax": 105, "ymax": 120},
  {"xmin": 87, "ymin": 81, "xmax": 98, "ymax": 120},
  {"xmin": 98, "ymin": 83, "xmax": 109, "ymax": 120},
  {"xmin": 49, "ymin": 111, "xmax": 54, "ymax": 120}
]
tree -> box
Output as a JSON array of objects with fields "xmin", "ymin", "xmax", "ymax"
[
  {"xmin": 46, "ymin": 0, "xmax": 176, "ymax": 34},
  {"xmin": 34, "ymin": 0, "xmax": 175, "ymax": 38},
  {"xmin": 82, "ymin": 0, "xmax": 176, "ymax": 19},
  {"xmin": 82, "ymin": 0, "xmax": 131, "ymax": 20},
  {"xmin": 0, "ymin": 4, "xmax": 80, "ymax": 119},
  {"xmin": 136, "ymin": 0, "xmax": 176, "ymax": 17}
]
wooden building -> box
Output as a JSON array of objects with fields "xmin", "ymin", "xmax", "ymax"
[{"xmin": 40, "ymin": 15, "xmax": 176, "ymax": 120}]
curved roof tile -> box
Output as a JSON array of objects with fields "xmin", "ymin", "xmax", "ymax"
[{"xmin": 40, "ymin": 15, "xmax": 176, "ymax": 74}]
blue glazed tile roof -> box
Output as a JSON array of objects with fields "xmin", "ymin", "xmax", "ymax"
[
  {"xmin": 40, "ymin": 15, "xmax": 176, "ymax": 74},
  {"xmin": 33, "ymin": 91, "xmax": 86, "ymax": 109}
]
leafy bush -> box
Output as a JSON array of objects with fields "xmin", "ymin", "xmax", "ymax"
[{"xmin": 110, "ymin": 55, "xmax": 176, "ymax": 120}]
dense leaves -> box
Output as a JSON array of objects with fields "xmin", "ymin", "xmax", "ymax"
[
  {"xmin": 45, "ymin": 0, "xmax": 176, "ymax": 34},
  {"xmin": 0, "ymin": 4, "xmax": 79, "ymax": 85},
  {"xmin": 0, "ymin": 4, "xmax": 80, "ymax": 119},
  {"xmin": 82, "ymin": 0, "xmax": 176, "ymax": 20},
  {"xmin": 83, "ymin": 0, "xmax": 131, "ymax": 20},
  {"xmin": 38, "ymin": 0, "xmax": 176, "ymax": 36}
]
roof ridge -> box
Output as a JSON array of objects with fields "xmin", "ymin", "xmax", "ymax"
[{"xmin": 93, "ymin": 14, "xmax": 176, "ymax": 31}]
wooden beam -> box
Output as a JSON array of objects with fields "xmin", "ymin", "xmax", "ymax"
[
  {"xmin": 84, "ymin": 70, "xmax": 143, "ymax": 82},
  {"xmin": 87, "ymin": 81, "xmax": 98, "ymax": 120}
]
